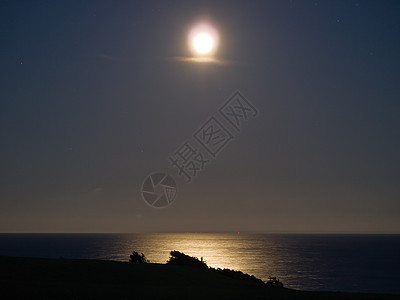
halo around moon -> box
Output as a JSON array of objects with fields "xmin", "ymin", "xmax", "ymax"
[{"xmin": 188, "ymin": 22, "xmax": 219, "ymax": 57}]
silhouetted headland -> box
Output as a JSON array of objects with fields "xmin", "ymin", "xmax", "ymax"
[{"xmin": 1, "ymin": 254, "xmax": 399, "ymax": 299}]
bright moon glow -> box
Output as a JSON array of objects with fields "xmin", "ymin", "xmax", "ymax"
[
  {"xmin": 188, "ymin": 22, "xmax": 219, "ymax": 58},
  {"xmin": 193, "ymin": 33, "xmax": 213, "ymax": 54}
]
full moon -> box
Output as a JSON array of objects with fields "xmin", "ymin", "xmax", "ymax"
[
  {"xmin": 188, "ymin": 22, "xmax": 219, "ymax": 58},
  {"xmin": 193, "ymin": 33, "xmax": 213, "ymax": 54}
]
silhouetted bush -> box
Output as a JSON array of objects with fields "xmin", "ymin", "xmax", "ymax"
[
  {"xmin": 129, "ymin": 251, "xmax": 148, "ymax": 263},
  {"xmin": 166, "ymin": 250, "xmax": 280, "ymax": 287},
  {"xmin": 266, "ymin": 276, "xmax": 284, "ymax": 288},
  {"xmin": 166, "ymin": 251, "xmax": 208, "ymax": 269}
]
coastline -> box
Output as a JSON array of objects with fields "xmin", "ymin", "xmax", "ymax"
[{"xmin": 1, "ymin": 256, "xmax": 399, "ymax": 299}]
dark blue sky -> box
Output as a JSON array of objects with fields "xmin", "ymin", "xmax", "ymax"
[{"xmin": 1, "ymin": 0, "xmax": 399, "ymax": 233}]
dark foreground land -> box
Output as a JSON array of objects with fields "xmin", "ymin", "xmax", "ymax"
[{"xmin": 0, "ymin": 256, "xmax": 399, "ymax": 300}]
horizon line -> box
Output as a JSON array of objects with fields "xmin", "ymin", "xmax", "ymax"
[{"xmin": 1, "ymin": 232, "xmax": 399, "ymax": 235}]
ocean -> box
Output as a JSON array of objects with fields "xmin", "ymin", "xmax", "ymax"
[{"xmin": 0, "ymin": 233, "xmax": 399, "ymax": 294}]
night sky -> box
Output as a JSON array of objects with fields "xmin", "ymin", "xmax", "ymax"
[{"xmin": 1, "ymin": 1, "xmax": 399, "ymax": 233}]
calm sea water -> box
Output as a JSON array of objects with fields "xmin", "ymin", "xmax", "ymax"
[{"xmin": 0, "ymin": 233, "xmax": 399, "ymax": 294}]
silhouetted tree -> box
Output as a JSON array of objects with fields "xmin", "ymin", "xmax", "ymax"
[
  {"xmin": 165, "ymin": 250, "xmax": 280, "ymax": 287},
  {"xmin": 167, "ymin": 251, "xmax": 208, "ymax": 269},
  {"xmin": 129, "ymin": 251, "xmax": 148, "ymax": 263}
]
